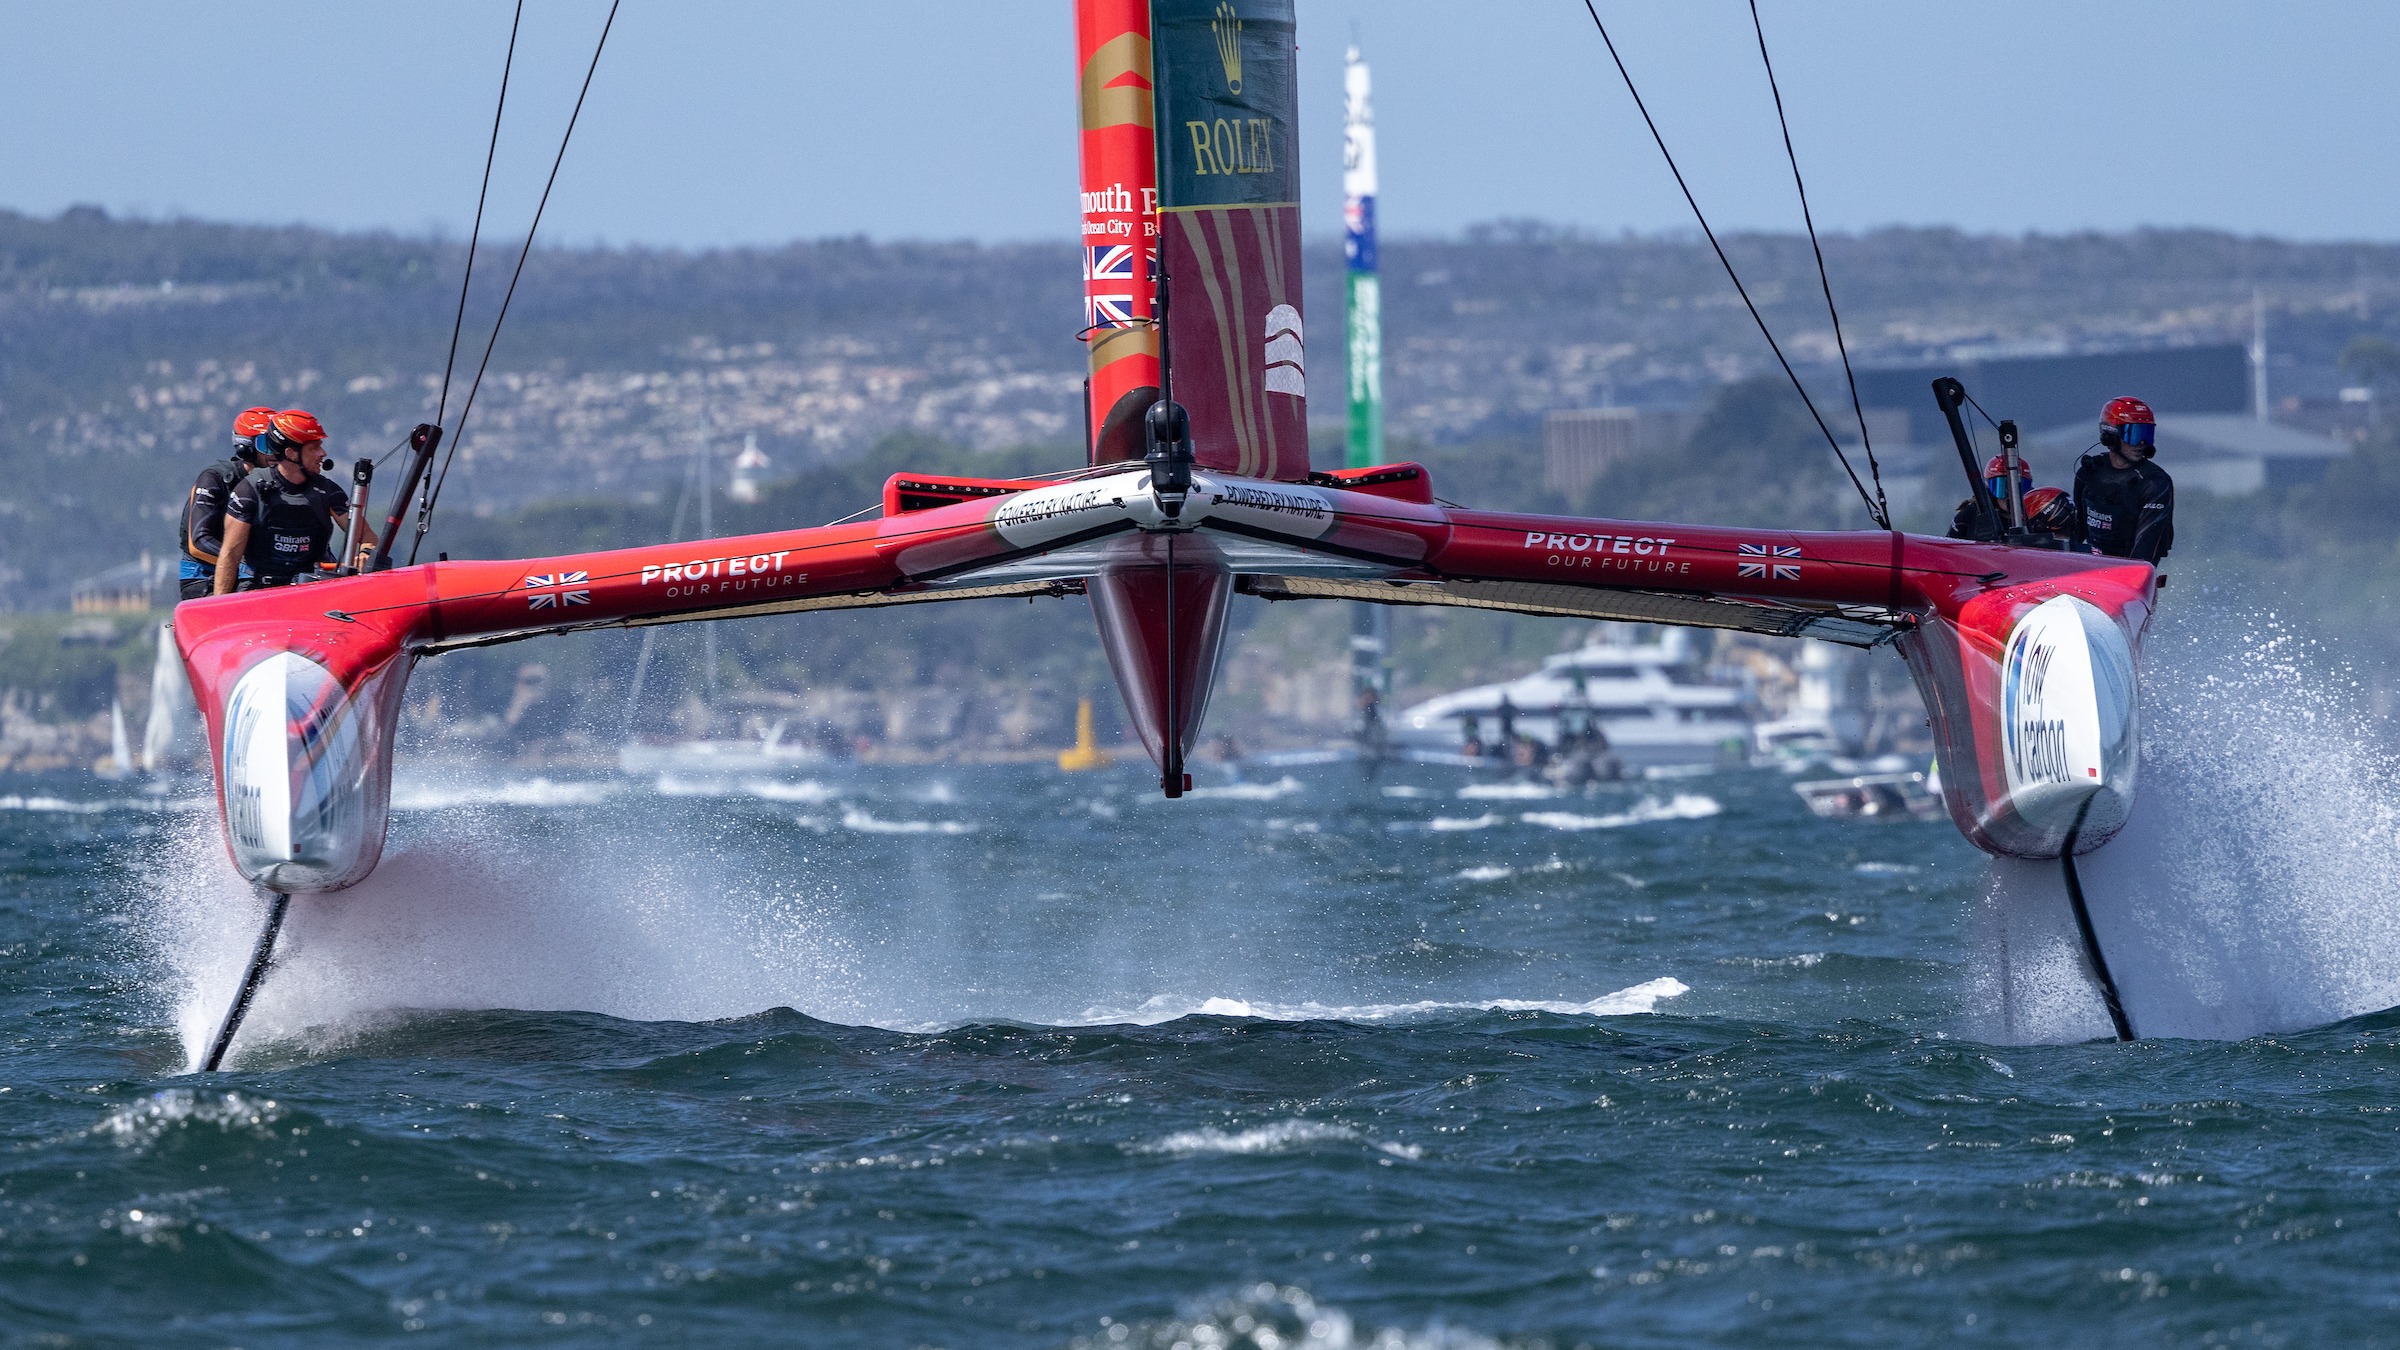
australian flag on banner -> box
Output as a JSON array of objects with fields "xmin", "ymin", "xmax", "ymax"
[
  {"xmin": 524, "ymin": 571, "xmax": 591, "ymax": 609},
  {"xmin": 1735, "ymin": 543, "xmax": 1802, "ymax": 581}
]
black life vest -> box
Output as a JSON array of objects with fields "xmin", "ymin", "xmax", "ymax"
[{"xmin": 228, "ymin": 466, "xmax": 349, "ymax": 578}]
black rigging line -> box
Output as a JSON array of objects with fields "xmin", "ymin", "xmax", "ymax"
[
  {"xmin": 434, "ymin": 1, "xmax": 522, "ymax": 436},
  {"xmin": 1747, "ymin": 0, "xmax": 1886, "ymax": 529},
  {"xmin": 411, "ymin": 0, "xmax": 623, "ymax": 566},
  {"xmin": 1577, "ymin": 0, "xmax": 1887, "ymax": 530}
]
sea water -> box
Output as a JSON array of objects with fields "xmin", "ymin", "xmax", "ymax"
[{"xmin": 7, "ymin": 642, "xmax": 2400, "ymax": 1344}]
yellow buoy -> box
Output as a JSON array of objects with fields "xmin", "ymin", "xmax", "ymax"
[{"xmin": 1057, "ymin": 697, "xmax": 1114, "ymax": 771}]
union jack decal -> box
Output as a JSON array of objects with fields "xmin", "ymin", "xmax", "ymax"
[
  {"xmin": 1084, "ymin": 244, "xmax": 1156, "ymax": 283},
  {"xmin": 1087, "ymin": 293, "xmax": 1142, "ymax": 328},
  {"xmin": 524, "ymin": 571, "xmax": 590, "ymax": 609},
  {"xmin": 1736, "ymin": 543, "xmax": 1801, "ymax": 582},
  {"xmin": 1083, "ymin": 245, "xmax": 1155, "ymax": 329}
]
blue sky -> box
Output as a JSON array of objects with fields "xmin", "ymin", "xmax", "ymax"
[{"xmin": 2, "ymin": 1, "xmax": 2393, "ymax": 248}]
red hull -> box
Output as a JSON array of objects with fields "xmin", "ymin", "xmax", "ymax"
[
  {"xmin": 1086, "ymin": 538, "xmax": 1233, "ymax": 796},
  {"xmin": 173, "ymin": 459, "xmax": 2155, "ymax": 890}
]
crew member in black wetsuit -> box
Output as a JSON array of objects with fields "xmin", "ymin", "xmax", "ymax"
[
  {"xmin": 214, "ymin": 409, "xmax": 372, "ymax": 594},
  {"xmin": 175, "ymin": 406, "xmax": 275, "ymax": 600},
  {"xmin": 2073, "ymin": 396, "xmax": 2174, "ymax": 564}
]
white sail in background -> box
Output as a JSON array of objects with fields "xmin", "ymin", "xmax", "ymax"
[
  {"xmin": 97, "ymin": 699, "xmax": 133, "ymax": 780},
  {"xmin": 142, "ymin": 621, "xmax": 201, "ymax": 774}
]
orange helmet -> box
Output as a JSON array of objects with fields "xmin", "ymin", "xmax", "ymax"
[
  {"xmin": 2022, "ymin": 486, "xmax": 2072, "ymax": 531},
  {"xmin": 232, "ymin": 406, "xmax": 277, "ymax": 459},
  {"xmin": 264, "ymin": 409, "xmax": 327, "ymax": 459}
]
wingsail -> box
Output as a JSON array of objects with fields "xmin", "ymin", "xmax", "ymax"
[{"xmin": 1148, "ymin": 0, "xmax": 1309, "ymax": 482}]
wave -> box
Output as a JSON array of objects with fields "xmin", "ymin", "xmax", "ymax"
[
  {"xmin": 838, "ymin": 806, "xmax": 973, "ymax": 835},
  {"xmin": 1521, "ymin": 793, "xmax": 1721, "ymax": 830},
  {"xmin": 389, "ymin": 776, "xmax": 617, "ymax": 811},
  {"xmin": 1455, "ymin": 857, "xmax": 1571, "ymax": 882},
  {"xmin": 92, "ymin": 1089, "xmax": 284, "ymax": 1147},
  {"xmin": 737, "ymin": 778, "xmax": 841, "ymax": 804},
  {"xmin": 1183, "ymin": 776, "xmax": 1303, "ymax": 801},
  {"xmin": 1456, "ymin": 781, "xmax": 1556, "ymax": 800},
  {"xmin": 1718, "ymin": 952, "xmax": 1828, "ymax": 969},
  {"xmin": 1081, "ymin": 977, "xmax": 1689, "ymax": 1026},
  {"xmin": 1131, "ymin": 1119, "xmax": 1421, "ymax": 1160},
  {"xmin": 1070, "ymin": 1284, "xmax": 1503, "ymax": 1350},
  {"xmin": 0, "ymin": 794, "xmax": 117, "ymax": 813},
  {"xmin": 1419, "ymin": 813, "xmax": 1501, "ymax": 832},
  {"xmin": 0, "ymin": 793, "xmax": 201, "ymax": 814}
]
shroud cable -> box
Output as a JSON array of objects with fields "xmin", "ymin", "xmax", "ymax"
[{"xmin": 1578, "ymin": 0, "xmax": 1888, "ymax": 529}]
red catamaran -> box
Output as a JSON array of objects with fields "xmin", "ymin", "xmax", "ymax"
[{"xmin": 172, "ymin": 0, "xmax": 2156, "ymax": 1064}]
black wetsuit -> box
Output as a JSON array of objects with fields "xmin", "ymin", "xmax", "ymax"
[
  {"xmin": 2072, "ymin": 449, "xmax": 2174, "ymax": 563},
  {"xmin": 176, "ymin": 456, "xmax": 252, "ymax": 600},
  {"xmin": 225, "ymin": 465, "xmax": 350, "ymax": 585}
]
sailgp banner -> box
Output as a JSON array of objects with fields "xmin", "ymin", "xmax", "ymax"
[
  {"xmin": 1342, "ymin": 41, "xmax": 1382, "ymax": 470},
  {"xmin": 1150, "ymin": 0, "xmax": 1309, "ymax": 482}
]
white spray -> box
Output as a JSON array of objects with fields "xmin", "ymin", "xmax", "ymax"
[
  {"xmin": 135, "ymin": 778, "xmax": 875, "ymax": 1071},
  {"xmin": 1972, "ymin": 610, "xmax": 2400, "ymax": 1043}
]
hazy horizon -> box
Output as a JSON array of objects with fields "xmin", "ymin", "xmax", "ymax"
[{"xmin": 21, "ymin": 203, "xmax": 2400, "ymax": 257}]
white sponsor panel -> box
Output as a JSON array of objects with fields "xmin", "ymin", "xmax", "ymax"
[
  {"xmin": 221, "ymin": 651, "xmax": 372, "ymax": 888},
  {"xmin": 1999, "ymin": 594, "xmax": 2137, "ymax": 832},
  {"xmin": 990, "ymin": 470, "xmax": 1151, "ymax": 549},
  {"xmin": 1198, "ymin": 472, "xmax": 1335, "ymax": 540},
  {"xmin": 986, "ymin": 469, "xmax": 1335, "ymax": 551}
]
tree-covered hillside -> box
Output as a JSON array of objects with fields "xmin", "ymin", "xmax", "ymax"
[{"xmin": 9, "ymin": 208, "xmax": 2400, "ymax": 604}]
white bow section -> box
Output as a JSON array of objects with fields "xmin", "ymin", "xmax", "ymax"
[
  {"xmin": 2000, "ymin": 593, "xmax": 2138, "ymax": 838},
  {"xmin": 221, "ymin": 651, "xmax": 374, "ymax": 890}
]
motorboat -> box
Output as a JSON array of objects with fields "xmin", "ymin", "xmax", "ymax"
[{"xmin": 1391, "ymin": 628, "xmax": 1754, "ymax": 772}]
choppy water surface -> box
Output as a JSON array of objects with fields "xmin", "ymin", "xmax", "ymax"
[{"xmin": 6, "ymin": 753, "xmax": 2400, "ymax": 1346}]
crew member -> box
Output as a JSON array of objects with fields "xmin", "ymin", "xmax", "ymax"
[
  {"xmin": 2019, "ymin": 486, "xmax": 2079, "ymax": 549},
  {"xmin": 176, "ymin": 406, "xmax": 275, "ymax": 600},
  {"xmin": 1947, "ymin": 455, "xmax": 2033, "ymax": 540},
  {"xmin": 214, "ymin": 410, "xmax": 372, "ymax": 594},
  {"xmin": 2073, "ymin": 396, "xmax": 2174, "ymax": 563}
]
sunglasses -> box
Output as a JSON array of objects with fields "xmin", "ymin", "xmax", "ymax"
[{"xmin": 2113, "ymin": 422, "xmax": 2156, "ymax": 450}]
